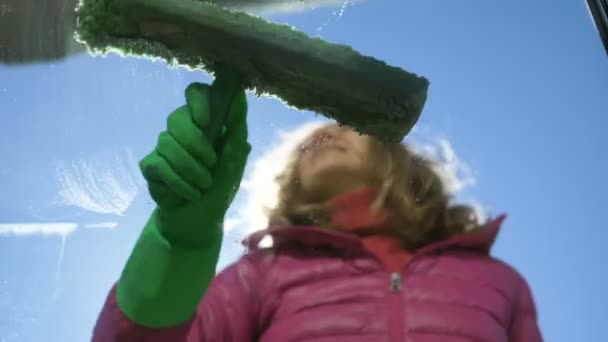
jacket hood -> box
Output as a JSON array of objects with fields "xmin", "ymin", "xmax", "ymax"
[
  {"xmin": 243, "ymin": 187, "xmax": 506, "ymax": 257},
  {"xmin": 244, "ymin": 216, "xmax": 504, "ymax": 255}
]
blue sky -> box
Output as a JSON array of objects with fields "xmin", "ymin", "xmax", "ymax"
[{"xmin": 1, "ymin": 0, "xmax": 607, "ymax": 341}]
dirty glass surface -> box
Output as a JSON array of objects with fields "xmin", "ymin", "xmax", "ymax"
[{"xmin": 1, "ymin": 1, "xmax": 607, "ymax": 341}]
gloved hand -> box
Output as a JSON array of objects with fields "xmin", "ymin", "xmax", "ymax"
[
  {"xmin": 139, "ymin": 82, "xmax": 250, "ymax": 247},
  {"xmin": 117, "ymin": 82, "xmax": 250, "ymax": 328}
]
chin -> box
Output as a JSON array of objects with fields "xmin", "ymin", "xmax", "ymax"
[
  {"xmin": 304, "ymin": 166, "xmax": 368, "ymax": 198},
  {"xmin": 310, "ymin": 151, "xmax": 359, "ymax": 171}
]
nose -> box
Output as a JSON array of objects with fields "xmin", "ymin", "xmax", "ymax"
[
  {"xmin": 321, "ymin": 124, "xmax": 351, "ymax": 140},
  {"xmin": 316, "ymin": 125, "xmax": 348, "ymax": 144},
  {"xmin": 309, "ymin": 131, "xmax": 332, "ymax": 149},
  {"xmin": 301, "ymin": 125, "xmax": 343, "ymax": 151}
]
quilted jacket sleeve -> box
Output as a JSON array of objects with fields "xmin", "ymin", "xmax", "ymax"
[
  {"xmin": 92, "ymin": 256, "xmax": 262, "ymax": 342},
  {"xmin": 196, "ymin": 256, "xmax": 262, "ymax": 341},
  {"xmin": 509, "ymin": 278, "xmax": 543, "ymax": 342}
]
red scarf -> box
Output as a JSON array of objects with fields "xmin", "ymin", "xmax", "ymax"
[{"xmin": 326, "ymin": 188, "xmax": 411, "ymax": 272}]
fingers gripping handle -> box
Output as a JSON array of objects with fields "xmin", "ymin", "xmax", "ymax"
[
  {"xmin": 207, "ymin": 65, "xmax": 243, "ymax": 146},
  {"xmin": 144, "ymin": 67, "xmax": 242, "ymax": 208}
]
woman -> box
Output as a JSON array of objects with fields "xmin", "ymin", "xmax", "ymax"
[{"xmin": 93, "ymin": 82, "xmax": 543, "ymax": 341}]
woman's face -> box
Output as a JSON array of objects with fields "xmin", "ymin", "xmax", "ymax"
[{"xmin": 296, "ymin": 124, "xmax": 376, "ymax": 201}]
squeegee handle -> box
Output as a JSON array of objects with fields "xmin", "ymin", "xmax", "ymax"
[{"xmin": 207, "ymin": 65, "xmax": 243, "ymax": 146}]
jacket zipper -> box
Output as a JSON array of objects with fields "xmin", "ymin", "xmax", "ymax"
[{"xmin": 388, "ymin": 272, "xmax": 405, "ymax": 342}]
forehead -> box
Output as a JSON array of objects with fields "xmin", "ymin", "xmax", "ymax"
[
  {"xmin": 309, "ymin": 123, "xmax": 361, "ymax": 136},
  {"xmin": 297, "ymin": 123, "xmax": 370, "ymax": 150}
]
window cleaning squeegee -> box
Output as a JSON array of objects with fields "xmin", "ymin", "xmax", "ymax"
[{"xmin": 75, "ymin": 0, "xmax": 429, "ymax": 143}]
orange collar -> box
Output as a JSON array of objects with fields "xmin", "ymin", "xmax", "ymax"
[
  {"xmin": 326, "ymin": 188, "xmax": 411, "ymax": 271},
  {"xmin": 246, "ymin": 188, "xmax": 505, "ymax": 272},
  {"xmin": 326, "ymin": 187, "xmax": 389, "ymax": 231}
]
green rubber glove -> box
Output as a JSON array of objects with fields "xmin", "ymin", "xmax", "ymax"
[{"xmin": 116, "ymin": 82, "xmax": 251, "ymax": 328}]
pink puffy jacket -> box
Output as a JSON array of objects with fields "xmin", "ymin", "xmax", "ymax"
[{"xmin": 93, "ymin": 214, "xmax": 542, "ymax": 342}]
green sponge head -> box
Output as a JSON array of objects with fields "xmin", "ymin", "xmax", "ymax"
[{"xmin": 75, "ymin": 0, "xmax": 429, "ymax": 142}]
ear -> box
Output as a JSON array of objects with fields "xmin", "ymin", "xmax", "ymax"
[{"xmin": 445, "ymin": 205, "xmax": 480, "ymax": 233}]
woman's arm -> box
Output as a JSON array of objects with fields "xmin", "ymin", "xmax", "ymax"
[
  {"xmin": 509, "ymin": 278, "xmax": 543, "ymax": 342},
  {"xmin": 92, "ymin": 252, "xmax": 261, "ymax": 342},
  {"xmin": 92, "ymin": 81, "xmax": 251, "ymax": 340}
]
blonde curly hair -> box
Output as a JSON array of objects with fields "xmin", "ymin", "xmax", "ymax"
[{"xmin": 266, "ymin": 124, "xmax": 481, "ymax": 251}]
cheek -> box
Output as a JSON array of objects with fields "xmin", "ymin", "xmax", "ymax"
[
  {"xmin": 294, "ymin": 153, "xmax": 313, "ymax": 184},
  {"xmin": 295, "ymin": 152, "xmax": 308, "ymax": 172},
  {"xmin": 362, "ymin": 144, "xmax": 390, "ymax": 181}
]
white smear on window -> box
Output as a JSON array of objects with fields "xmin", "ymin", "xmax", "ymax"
[
  {"xmin": 337, "ymin": 0, "xmax": 350, "ymax": 17},
  {"xmin": 0, "ymin": 223, "xmax": 77, "ymax": 237},
  {"xmin": 235, "ymin": 0, "xmax": 361, "ymax": 15},
  {"xmin": 317, "ymin": 0, "xmax": 352, "ymax": 33},
  {"xmin": 51, "ymin": 234, "xmax": 68, "ymax": 299},
  {"xmin": 0, "ymin": 221, "xmax": 122, "ymax": 237},
  {"xmin": 53, "ymin": 147, "xmax": 142, "ymax": 216},
  {"xmin": 84, "ymin": 222, "xmax": 119, "ymax": 229}
]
